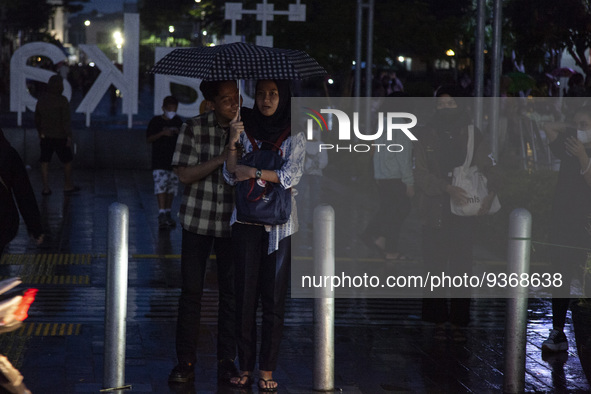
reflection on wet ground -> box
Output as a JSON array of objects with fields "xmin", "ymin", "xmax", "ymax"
[{"xmin": 2, "ymin": 168, "xmax": 589, "ymax": 393}]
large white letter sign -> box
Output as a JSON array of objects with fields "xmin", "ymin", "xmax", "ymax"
[
  {"xmin": 77, "ymin": 13, "xmax": 139, "ymax": 127},
  {"xmin": 10, "ymin": 42, "xmax": 72, "ymax": 126},
  {"xmin": 153, "ymin": 47, "xmax": 201, "ymax": 118},
  {"xmin": 224, "ymin": 0, "xmax": 306, "ymax": 46}
]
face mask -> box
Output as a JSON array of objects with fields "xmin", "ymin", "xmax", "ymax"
[
  {"xmin": 164, "ymin": 111, "xmax": 176, "ymax": 120},
  {"xmin": 577, "ymin": 129, "xmax": 591, "ymax": 144}
]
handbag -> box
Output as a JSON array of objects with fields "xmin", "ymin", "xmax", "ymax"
[
  {"xmin": 450, "ymin": 125, "xmax": 501, "ymax": 216},
  {"xmin": 235, "ymin": 127, "xmax": 292, "ymax": 225}
]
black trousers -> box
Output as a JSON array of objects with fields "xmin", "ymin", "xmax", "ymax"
[
  {"xmin": 364, "ymin": 178, "xmax": 411, "ymax": 254},
  {"xmin": 232, "ymin": 223, "xmax": 291, "ymax": 372},
  {"xmin": 549, "ymin": 225, "xmax": 589, "ymax": 330},
  {"xmin": 421, "ymin": 215, "xmax": 475, "ymax": 327},
  {"xmin": 175, "ymin": 229, "xmax": 235, "ymax": 363}
]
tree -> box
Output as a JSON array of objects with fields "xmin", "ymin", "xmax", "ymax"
[
  {"xmin": 140, "ymin": 0, "xmax": 226, "ymax": 47},
  {"xmin": 506, "ymin": 0, "xmax": 591, "ymax": 80},
  {"xmin": 373, "ymin": 0, "xmax": 473, "ymax": 69},
  {"xmin": 0, "ymin": 0, "xmax": 87, "ymax": 42}
]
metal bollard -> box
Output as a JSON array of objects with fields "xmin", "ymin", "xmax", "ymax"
[
  {"xmin": 313, "ymin": 205, "xmax": 335, "ymax": 392},
  {"xmin": 503, "ymin": 208, "xmax": 532, "ymax": 394},
  {"xmin": 103, "ymin": 203, "xmax": 129, "ymax": 393}
]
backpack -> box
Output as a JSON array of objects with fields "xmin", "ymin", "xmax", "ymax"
[{"xmin": 235, "ymin": 127, "xmax": 292, "ymax": 225}]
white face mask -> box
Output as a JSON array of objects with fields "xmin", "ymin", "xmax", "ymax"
[
  {"xmin": 577, "ymin": 129, "xmax": 591, "ymax": 144},
  {"xmin": 164, "ymin": 111, "xmax": 176, "ymax": 120}
]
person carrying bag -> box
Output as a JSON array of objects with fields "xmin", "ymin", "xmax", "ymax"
[
  {"xmin": 450, "ymin": 125, "xmax": 501, "ymax": 216},
  {"xmin": 234, "ymin": 127, "xmax": 292, "ymax": 226},
  {"xmin": 224, "ymin": 80, "xmax": 305, "ymax": 392}
]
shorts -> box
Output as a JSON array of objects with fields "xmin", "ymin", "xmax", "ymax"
[
  {"xmin": 39, "ymin": 138, "xmax": 73, "ymax": 163},
  {"xmin": 153, "ymin": 169, "xmax": 179, "ymax": 195}
]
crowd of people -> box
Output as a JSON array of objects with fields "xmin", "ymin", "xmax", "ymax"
[{"xmin": 4, "ymin": 63, "xmax": 591, "ymax": 390}]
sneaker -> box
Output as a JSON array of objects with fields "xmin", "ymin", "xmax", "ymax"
[
  {"xmin": 168, "ymin": 362, "xmax": 195, "ymax": 384},
  {"xmin": 165, "ymin": 212, "xmax": 176, "ymax": 227},
  {"xmin": 158, "ymin": 213, "xmax": 168, "ymax": 229},
  {"xmin": 542, "ymin": 329, "xmax": 568, "ymax": 352}
]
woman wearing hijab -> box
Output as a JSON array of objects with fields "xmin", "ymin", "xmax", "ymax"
[
  {"xmin": 224, "ymin": 80, "xmax": 305, "ymax": 392},
  {"xmin": 414, "ymin": 85, "xmax": 498, "ymax": 342}
]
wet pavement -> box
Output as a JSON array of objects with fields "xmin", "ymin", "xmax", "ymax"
[{"xmin": 2, "ymin": 167, "xmax": 590, "ymax": 393}]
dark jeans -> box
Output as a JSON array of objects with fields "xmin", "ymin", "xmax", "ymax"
[
  {"xmin": 175, "ymin": 229, "xmax": 235, "ymax": 363},
  {"xmin": 232, "ymin": 223, "xmax": 291, "ymax": 372},
  {"xmin": 421, "ymin": 214, "xmax": 475, "ymax": 327},
  {"xmin": 363, "ymin": 178, "xmax": 411, "ymax": 254},
  {"xmin": 549, "ymin": 226, "xmax": 589, "ymax": 330}
]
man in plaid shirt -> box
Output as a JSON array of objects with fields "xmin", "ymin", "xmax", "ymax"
[{"xmin": 169, "ymin": 80, "xmax": 240, "ymax": 385}]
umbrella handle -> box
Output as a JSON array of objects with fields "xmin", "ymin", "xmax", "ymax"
[{"xmin": 237, "ymin": 79, "xmax": 242, "ymax": 121}]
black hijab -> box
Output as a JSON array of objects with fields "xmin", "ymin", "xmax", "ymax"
[{"xmin": 244, "ymin": 80, "xmax": 291, "ymax": 145}]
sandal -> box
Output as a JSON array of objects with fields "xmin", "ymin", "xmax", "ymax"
[
  {"xmin": 230, "ymin": 373, "xmax": 254, "ymax": 389},
  {"xmin": 258, "ymin": 378, "xmax": 278, "ymax": 392},
  {"xmin": 217, "ymin": 358, "xmax": 239, "ymax": 385}
]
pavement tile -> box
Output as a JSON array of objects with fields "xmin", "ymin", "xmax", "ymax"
[{"xmin": 1, "ymin": 168, "xmax": 590, "ymax": 393}]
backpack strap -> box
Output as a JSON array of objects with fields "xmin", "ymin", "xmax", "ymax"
[{"xmin": 244, "ymin": 126, "xmax": 292, "ymax": 155}]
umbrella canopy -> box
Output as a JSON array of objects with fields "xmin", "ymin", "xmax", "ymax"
[
  {"xmin": 551, "ymin": 67, "xmax": 576, "ymax": 78},
  {"xmin": 150, "ymin": 42, "xmax": 327, "ymax": 81},
  {"xmin": 505, "ymin": 71, "xmax": 536, "ymax": 94}
]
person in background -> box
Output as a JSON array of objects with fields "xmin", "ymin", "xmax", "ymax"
[
  {"xmin": 168, "ymin": 80, "xmax": 239, "ymax": 386},
  {"xmin": 297, "ymin": 127, "xmax": 328, "ymax": 244},
  {"xmin": 414, "ymin": 86, "xmax": 498, "ymax": 342},
  {"xmin": 0, "ymin": 128, "xmax": 44, "ymax": 256},
  {"xmin": 540, "ymin": 106, "xmax": 591, "ymax": 353},
  {"xmin": 34, "ymin": 75, "xmax": 79, "ymax": 196},
  {"xmin": 146, "ymin": 96, "xmax": 183, "ymax": 228},
  {"xmin": 199, "ymin": 99, "xmax": 214, "ymax": 115}
]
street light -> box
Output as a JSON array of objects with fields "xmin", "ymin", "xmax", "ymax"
[
  {"xmin": 84, "ymin": 20, "xmax": 91, "ymax": 27},
  {"xmin": 446, "ymin": 49, "xmax": 457, "ymax": 81},
  {"xmin": 169, "ymin": 25, "xmax": 175, "ymax": 33},
  {"xmin": 113, "ymin": 31, "xmax": 124, "ymax": 63}
]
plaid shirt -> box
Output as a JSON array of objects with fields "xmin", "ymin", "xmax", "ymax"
[{"xmin": 172, "ymin": 111, "xmax": 234, "ymax": 237}]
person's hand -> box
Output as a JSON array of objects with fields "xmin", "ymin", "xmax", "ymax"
[
  {"xmin": 566, "ymin": 136, "xmax": 588, "ymax": 161},
  {"xmin": 477, "ymin": 193, "xmax": 496, "ymax": 216},
  {"xmin": 446, "ymin": 185, "xmax": 469, "ymax": 206},
  {"xmin": 162, "ymin": 127, "xmax": 174, "ymax": 137},
  {"xmin": 229, "ymin": 111, "xmax": 244, "ymax": 147},
  {"xmin": 34, "ymin": 234, "xmax": 44, "ymax": 246},
  {"xmin": 234, "ymin": 165, "xmax": 254, "ymax": 181}
]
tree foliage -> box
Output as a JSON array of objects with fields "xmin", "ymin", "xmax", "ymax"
[
  {"xmin": 0, "ymin": 0, "xmax": 87, "ymax": 43},
  {"xmin": 506, "ymin": 0, "xmax": 591, "ymax": 77}
]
